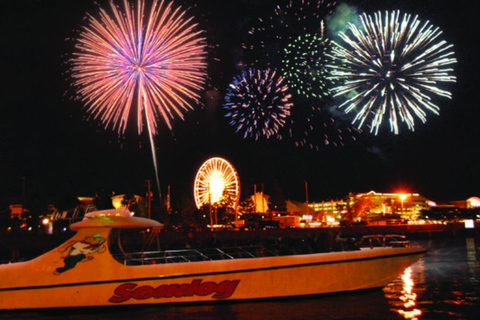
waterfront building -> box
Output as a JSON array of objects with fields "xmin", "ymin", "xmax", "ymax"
[
  {"xmin": 307, "ymin": 199, "xmax": 349, "ymax": 223},
  {"xmin": 8, "ymin": 204, "xmax": 24, "ymax": 219},
  {"xmin": 251, "ymin": 192, "xmax": 269, "ymax": 213},
  {"xmin": 446, "ymin": 197, "xmax": 480, "ymax": 209},
  {"xmin": 354, "ymin": 191, "xmax": 431, "ymax": 221},
  {"xmin": 307, "ymin": 191, "xmax": 433, "ymax": 224}
]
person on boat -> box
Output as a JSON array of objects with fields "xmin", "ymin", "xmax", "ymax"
[
  {"xmin": 335, "ymin": 231, "xmax": 348, "ymax": 251},
  {"xmin": 54, "ymin": 234, "xmax": 106, "ymax": 275},
  {"xmin": 325, "ymin": 229, "xmax": 336, "ymax": 251},
  {"xmin": 209, "ymin": 233, "xmax": 222, "ymax": 247},
  {"xmin": 313, "ymin": 229, "xmax": 328, "ymax": 252}
]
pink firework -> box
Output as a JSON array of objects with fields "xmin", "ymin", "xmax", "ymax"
[
  {"xmin": 71, "ymin": 0, "xmax": 207, "ymax": 195},
  {"xmin": 71, "ymin": 0, "xmax": 207, "ymax": 134}
]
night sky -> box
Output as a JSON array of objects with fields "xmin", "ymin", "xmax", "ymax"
[{"xmin": 1, "ymin": 0, "xmax": 479, "ymax": 206}]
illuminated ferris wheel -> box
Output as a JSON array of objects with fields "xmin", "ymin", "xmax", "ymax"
[{"xmin": 194, "ymin": 157, "xmax": 241, "ymax": 209}]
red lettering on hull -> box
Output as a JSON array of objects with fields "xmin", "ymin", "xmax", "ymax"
[{"xmin": 109, "ymin": 279, "xmax": 240, "ymax": 303}]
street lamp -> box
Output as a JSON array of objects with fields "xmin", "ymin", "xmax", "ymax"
[{"xmin": 399, "ymin": 194, "xmax": 408, "ymax": 218}]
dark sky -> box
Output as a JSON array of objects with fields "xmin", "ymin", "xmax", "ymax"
[{"xmin": 0, "ymin": 0, "xmax": 478, "ymax": 206}]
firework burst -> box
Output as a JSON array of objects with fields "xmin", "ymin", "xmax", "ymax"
[
  {"xmin": 70, "ymin": 0, "xmax": 207, "ymax": 193},
  {"xmin": 286, "ymin": 99, "xmax": 362, "ymax": 150},
  {"xmin": 282, "ymin": 32, "xmax": 330, "ymax": 99},
  {"xmin": 242, "ymin": 0, "xmax": 336, "ymax": 68},
  {"xmin": 240, "ymin": 1, "xmax": 362, "ymax": 148},
  {"xmin": 223, "ymin": 68, "xmax": 293, "ymax": 140},
  {"xmin": 327, "ymin": 10, "xmax": 457, "ymax": 134}
]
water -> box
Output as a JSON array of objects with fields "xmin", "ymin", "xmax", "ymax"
[{"xmin": 1, "ymin": 236, "xmax": 479, "ymax": 319}]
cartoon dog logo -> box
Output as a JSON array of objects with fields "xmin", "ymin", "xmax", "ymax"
[{"xmin": 54, "ymin": 234, "xmax": 106, "ymax": 275}]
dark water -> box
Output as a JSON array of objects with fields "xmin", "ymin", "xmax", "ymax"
[{"xmin": 1, "ymin": 236, "xmax": 479, "ymax": 319}]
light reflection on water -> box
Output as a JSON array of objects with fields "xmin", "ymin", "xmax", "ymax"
[
  {"xmin": 0, "ymin": 236, "xmax": 479, "ymax": 319},
  {"xmin": 384, "ymin": 266, "xmax": 423, "ymax": 319},
  {"xmin": 384, "ymin": 236, "xmax": 480, "ymax": 320}
]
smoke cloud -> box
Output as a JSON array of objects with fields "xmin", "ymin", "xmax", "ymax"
[{"xmin": 326, "ymin": 3, "xmax": 359, "ymax": 38}]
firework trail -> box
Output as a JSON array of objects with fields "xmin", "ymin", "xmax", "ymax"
[
  {"xmin": 327, "ymin": 10, "xmax": 457, "ymax": 134},
  {"xmin": 223, "ymin": 68, "xmax": 293, "ymax": 140},
  {"xmin": 70, "ymin": 0, "xmax": 207, "ymax": 195}
]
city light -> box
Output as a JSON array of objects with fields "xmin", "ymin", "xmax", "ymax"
[{"xmin": 207, "ymin": 170, "xmax": 227, "ymax": 205}]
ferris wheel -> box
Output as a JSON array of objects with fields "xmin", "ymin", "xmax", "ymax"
[{"xmin": 194, "ymin": 157, "xmax": 241, "ymax": 209}]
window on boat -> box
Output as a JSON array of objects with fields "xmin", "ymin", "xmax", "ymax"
[{"xmin": 109, "ymin": 227, "xmax": 162, "ymax": 265}]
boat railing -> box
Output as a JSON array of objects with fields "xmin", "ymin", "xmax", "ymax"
[
  {"xmin": 109, "ymin": 233, "xmax": 411, "ymax": 266},
  {"xmin": 357, "ymin": 234, "xmax": 411, "ymax": 249},
  {"xmin": 111, "ymin": 244, "xmax": 287, "ymax": 266}
]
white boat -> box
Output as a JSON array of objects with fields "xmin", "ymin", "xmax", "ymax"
[{"xmin": 0, "ymin": 209, "xmax": 426, "ymax": 310}]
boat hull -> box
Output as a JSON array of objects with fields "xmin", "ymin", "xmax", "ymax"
[{"xmin": 0, "ymin": 244, "xmax": 425, "ymax": 309}]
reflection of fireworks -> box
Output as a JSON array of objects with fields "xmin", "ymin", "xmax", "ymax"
[
  {"xmin": 327, "ymin": 10, "xmax": 457, "ymax": 134},
  {"xmin": 282, "ymin": 33, "xmax": 330, "ymax": 99},
  {"xmin": 223, "ymin": 68, "xmax": 293, "ymax": 140},
  {"xmin": 71, "ymin": 0, "xmax": 207, "ymax": 192}
]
